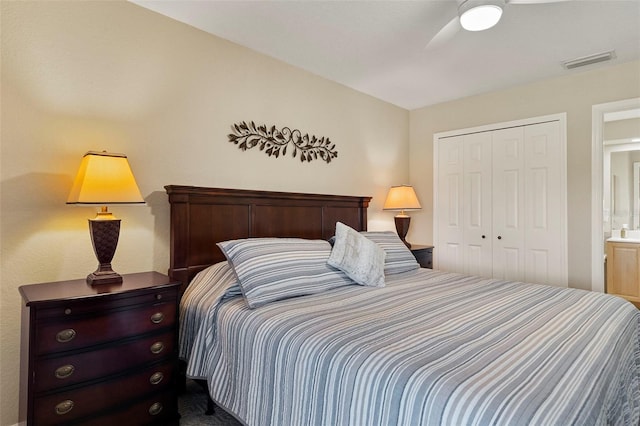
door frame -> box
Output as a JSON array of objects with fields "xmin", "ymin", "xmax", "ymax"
[
  {"xmin": 591, "ymin": 98, "xmax": 640, "ymax": 293},
  {"xmin": 433, "ymin": 113, "xmax": 568, "ymax": 285}
]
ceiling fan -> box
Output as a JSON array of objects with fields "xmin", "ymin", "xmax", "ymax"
[{"xmin": 426, "ymin": 0, "xmax": 572, "ymax": 50}]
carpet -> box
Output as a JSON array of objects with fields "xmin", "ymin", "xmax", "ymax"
[{"xmin": 179, "ymin": 379, "xmax": 242, "ymax": 425}]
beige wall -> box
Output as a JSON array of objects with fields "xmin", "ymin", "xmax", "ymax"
[
  {"xmin": 0, "ymin": 2, "xmax": 409, "ymax": 424},
  {"xmin": 605, "ymin": 117, "xmax": 640, "ymax": 141},
  {"xmin": 409, "ymin": 60, "xmax": 640, "ymax": 291}
]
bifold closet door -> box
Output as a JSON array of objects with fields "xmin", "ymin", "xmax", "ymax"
[
  {"xmin": 522, "ymin": 121, "xmax": 564, "ymax": 285},
  {"xmin": 436, "ymin": 135, "xmax": 464, "ymax": 273},
  {"xmin": 463, "ymin": 131, "xmax": 493, "ymax": 278},
  {"xmin": 491, "ymin": 122, "xmax": 563, "ymax": 284},
  {"xmin": 436, "ymin": 119, "xmax": 566, "ymax": 286},
  {"xmin": 492, "ymin": 127, "xmax": 526, "ymax": 281}
]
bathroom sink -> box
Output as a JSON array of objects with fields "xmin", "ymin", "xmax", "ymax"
[
  {"xmin": 608, "ymin": 229, "xmax": 640, "ymax": 243},
  {"xmin": 608, "ymin": 237, "xmax": 640, "ymax": 243}
]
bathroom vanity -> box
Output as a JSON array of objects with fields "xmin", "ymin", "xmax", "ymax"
[{"xmin": 606, "ymin": 230, "xmax": 640, "ymax": 308}]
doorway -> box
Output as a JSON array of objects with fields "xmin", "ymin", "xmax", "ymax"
[{"xmin": 591, "ymin": 98, "xmax": 640, "ymax": 293}]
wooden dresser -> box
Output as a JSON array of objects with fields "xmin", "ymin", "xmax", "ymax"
[{"xmin": 19, "ymin": 272, "xmax": 180, "ymax": 425}]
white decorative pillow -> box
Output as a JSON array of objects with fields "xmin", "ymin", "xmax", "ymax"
[
  {"xmin": 327, "ymin": 222, "xmax": 386, "ymax": 287},
  {"xmin": 218, "ymin": 238, "xmax": 353, "ymax": 308}
]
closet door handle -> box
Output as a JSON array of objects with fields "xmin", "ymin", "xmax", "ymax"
[
  {"xmin": 497, "ymin": 236, "xmax": 502, "ymax": 240},
  {"xmin": 481, "ymin": 235, "xmax": 486, "ymax": 239}
]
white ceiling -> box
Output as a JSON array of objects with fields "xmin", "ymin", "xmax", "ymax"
[{"xmin": 132, "ymin": 0, "xmax": 640, "ymax": 110}]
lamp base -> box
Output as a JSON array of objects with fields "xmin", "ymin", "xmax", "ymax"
[
  {"xmin": 394, "ymin": 215, "xmax": 412, "ymax": 249},
  {"xmin": 87, "ymin": 270, "xmax": 123, "ymax": 285},
  {"xmin": 87, "ymin": 217, "xmax": 123, "ymax": 286}
]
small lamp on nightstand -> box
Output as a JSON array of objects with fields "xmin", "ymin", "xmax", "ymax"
[
  {"xmin": 383, "ymin": 185, "xmax": 421, "ymax": 249},
  {"xmin": 67, "ymin": 151, "xmax": 145, "ymax": 285}
]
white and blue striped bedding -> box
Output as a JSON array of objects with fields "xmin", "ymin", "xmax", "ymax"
[{"xmin": 181, "ymin": 265, "xmax": 640, "ymax": 426}]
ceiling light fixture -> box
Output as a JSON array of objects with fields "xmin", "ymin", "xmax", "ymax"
[{"xmin": 459, "ymin": 0, "xmax": 505, "ymax": 32}]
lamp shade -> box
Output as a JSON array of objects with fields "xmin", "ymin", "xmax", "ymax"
[
  {"xmin": 67, "ymin": 151, "xmax": 145, "ymax": 204},
  {"xmin": 383, "ymin": 185, "xmax": 421, "ymax": 212}
]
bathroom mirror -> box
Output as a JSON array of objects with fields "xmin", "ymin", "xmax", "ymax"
[
  {"xmin": 606, "ymin": 149, "xmax": 640, "ymax": 233},
  {"xmin": 603, "ymin": 112, "xmax": 640, "ymax": 236}
]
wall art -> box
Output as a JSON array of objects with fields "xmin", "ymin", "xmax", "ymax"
[{"xmin": 228, "ymin": 121, "xmax": 338, "ymax": 164}]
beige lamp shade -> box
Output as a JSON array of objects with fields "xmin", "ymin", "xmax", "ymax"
[
  {"xmin": 383, "ymin": 185, "xmax": 421, "ymax": 216},
  {"xmin": 67, "ymin": 151, "xmax": 145, "ymax": 205}
]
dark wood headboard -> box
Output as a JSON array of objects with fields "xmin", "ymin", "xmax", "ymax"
[{"xmin": 165, "ymin": 185, "xmax": 371, "ymax": 293}]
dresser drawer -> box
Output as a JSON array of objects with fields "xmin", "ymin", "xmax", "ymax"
[
  {"xmin": 77, "ymin": 390, "xmax": 177, "ymax": 426},
  {"xmin": 34, "ymin": 286, "xmax": 178, "ymax": 321},
  {"xmin": 33, "ymin": 361, "xmax": 175, "ymax": 426},
  {"xmin": 35, "ymin": 302, "xmax": 176, "ymax": 355},
  {"xmin": 35, "ymin": 331, "xmax": 175, "ymax": 392}
]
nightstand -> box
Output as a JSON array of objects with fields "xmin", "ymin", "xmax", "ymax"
[
  {"xmin": 410, "ymin": 245, "xmax": 434, "ymax": 269},
  {"xmin": 19, "ymin": 271, "xmax": 180, "ymax": 425}
]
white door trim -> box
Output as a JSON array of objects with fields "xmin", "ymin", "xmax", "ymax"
[
  {"xmin": 592, "ymin": 98, "xmax": 640, "ymax": 293},
  {"xmin": 634, "ymin": 162, "xmax": 640, "ymax": 231},
  {"xmin": 434, "ymin": 112, "xmax": 567, "ymax": 286}
]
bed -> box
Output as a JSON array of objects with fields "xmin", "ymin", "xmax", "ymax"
[{"xmin": 166, "ymin": 185, "xmax": 640, "ymax": 426}]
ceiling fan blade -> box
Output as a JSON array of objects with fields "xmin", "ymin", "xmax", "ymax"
[
  {"xmin": 425, "ymin": 16, "xmax": 460, "ymax": 51},
  {"xmin": 508, "ymin": 0, "xmax": 572, "ymax": 4}
]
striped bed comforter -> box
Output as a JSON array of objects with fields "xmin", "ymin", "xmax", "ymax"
[{"xmin": 180, "ymin": 267, "xmax": 640, "ymax": 426}]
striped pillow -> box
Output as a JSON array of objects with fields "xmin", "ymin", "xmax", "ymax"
[
  {"xmin": 360, "ymin": 231, "xmax": 420, "ymax": 274},
  {"xmin": 218, "ymin": 238, "xmax": 354, "ymax": 308}
]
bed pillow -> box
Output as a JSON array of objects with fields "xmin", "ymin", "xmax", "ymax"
[
  {"xmin": 360, "ymin": 231, "xmax": 420, "ymax": 274},
  {"xmin": 328, "ymin": 222, "xmax": 385, "ymax": 287},
  {"xmin": 218, "ymin": 238, "xmax": 354, "ymax": 308}
]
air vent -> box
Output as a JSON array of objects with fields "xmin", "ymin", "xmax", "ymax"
[{"xmin": 562, "ymin": 50, "xmax": 616, "ymax": 70}]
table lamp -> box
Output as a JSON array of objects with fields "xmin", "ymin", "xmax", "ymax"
[
  {"xmin": 67, "ymin": 151, "xmax": 145, "ymax": 285},
  {"xmin": 383, "ymin": 185, "xmax": 421, "ymax": 248}
]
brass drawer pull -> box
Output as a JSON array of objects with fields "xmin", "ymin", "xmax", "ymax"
[
  {"xmin": 54, "ymin": 364, "xmax": 75, "ymax": 379},
  {"xmin": 150, "ymin": 312, "xmax": 164, "ymax": 324},
  {"xmin": 150, "ymin": 342, "xmax": 164, "ymax": 354},
  {"xmin": 56, "ymin": 329, "xmax": 76, "ymax": 343},
  {"xmin": 148, "ymin": 402, "xmax": 163, "ymax": 416},
  {"xmin": 55, "ymin": 400, "xmax": 74, "ymax": 415},
  {"xmin": 149, "ymin": 372, "xmax": 164, "ymax": 385}
]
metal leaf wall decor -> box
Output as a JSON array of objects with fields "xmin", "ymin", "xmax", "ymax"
[{"xmin": 228, "ymin": 121, "xmax": 338, "ymax": 164}]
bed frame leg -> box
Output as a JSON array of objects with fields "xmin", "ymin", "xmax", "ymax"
[
  {"xmin": 194, "ymin": 379, "xmax": 216, "ymax": 415},
  {"xmin": 205, "ymin": 396, "xmax": 216, "ymax": 415},
  {"xmin": 177, "ymin": 360, "xmax": 187, "ymax": 394}
]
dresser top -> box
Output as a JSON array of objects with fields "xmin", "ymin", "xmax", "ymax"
[{"xmin": 19, "ymin": 271, "xmax": 179, "ymax": 306}]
